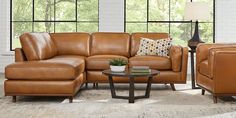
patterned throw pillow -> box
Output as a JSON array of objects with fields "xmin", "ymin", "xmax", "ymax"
[{"xmin": 136, "ymin": 38, "xmax": 172, "ymax": 57}]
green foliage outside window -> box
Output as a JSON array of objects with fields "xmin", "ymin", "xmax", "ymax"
[
  {"xmin": 11, "ymin": 0, "xmax": 214, "ymax": 50},
  {"xmin": 11, "ymin": 0, "xmax": 98, "ymax": 49},
  {"xmin": 126, "ymin": 0, "xmax": 214, "ymax": 47}
]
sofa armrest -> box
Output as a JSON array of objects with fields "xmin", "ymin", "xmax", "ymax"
[
  {"xmin": 181, "ymin": 47, "xmax": 189, "ymax": 82},
  {"xmin": 169, "ymin": 45, "xmax": 183, "ymax": 72},
  {"xmin": 208, "ymin": 47, "xmax": 236, "ymax": 92},
  {"xmin": 196, "ymin": 43, "xmax": 236, "ymax": 71},
  {"xmin": 15, "ymin": 48, "xmax": 27, "ymax": 62}
]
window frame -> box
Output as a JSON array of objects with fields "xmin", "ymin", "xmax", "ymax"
[
  {"xmin": 10, "ymin": 0, "xmax": 99, "ymax": 51},
  {"xmin": 124, "ymin": 0, "xmax": 215, "ymax": 43}
]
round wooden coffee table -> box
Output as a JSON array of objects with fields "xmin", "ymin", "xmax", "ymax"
[{"xmin": 102, "ymin": 69, "xmax": 159, "ymax": 103}]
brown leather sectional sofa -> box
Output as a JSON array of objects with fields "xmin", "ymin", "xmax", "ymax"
[{"xmin": 5, "ymin": 32, "xmax": 188, "ymax": 103}]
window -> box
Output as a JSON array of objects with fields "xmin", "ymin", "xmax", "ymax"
[
  {"xmin": 11, "ymin": 0, "xmax": 99, "ymax": 50},
  {"xmin": 125, "ymin": 0, "xmax": 215, "ymax": 46}
]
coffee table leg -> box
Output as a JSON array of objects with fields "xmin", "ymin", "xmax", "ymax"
[
  {"xmin": 145, "ymin": 76, "xmax": 153, "ymax": 98},
  {"xmin": 129, "ymin": 77, "xmax": 135, "ymax": 103},
  {"xmin": 108, "ymin": 76, "xmax": 116, "ymax": 98}
]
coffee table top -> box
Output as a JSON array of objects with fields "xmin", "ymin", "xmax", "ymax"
[{"xmin": 102, "ymin": 69, "xmax": 159, "ymax": 77}]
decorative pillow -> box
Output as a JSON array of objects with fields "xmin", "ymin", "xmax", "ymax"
[{"xmin": 136, "ymin": 38, "xmax": 172, "ymax": 57}]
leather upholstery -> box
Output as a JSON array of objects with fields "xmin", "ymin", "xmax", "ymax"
[
  {"xmin": 20, "ymin": 33, "xmax": 57, "ymax": 61},
  {"xmin": 197, "ymin": 44, "xmax": 236, "ymax": 94},
  {"xmin": 50, "ymin": 33, "xmax": 90, "ymax": 56},
  {"xmin": 197, "ymin": 44, "xmax": 236, "ymax": 79},
  {"xmin": 199, "ymin": 60, "xmax": 210, "ymax": 78},
  {"xmin": 5, "ymin": 32, "xmax": 188, "ymax": 101},
  {"xmin": 209, "ymin": 47, "xmax": 236, "ymax": 93},
  {"xmin": 196, "ymin": 43, "xmax": 236, "ymax": 70},
  {"xmin": 86, "ymin": 71, "xmax": 127, "ymax": 83},
  {"xmin": 15, "ymin": 48, "xmax": 27, "ymax": 62},
  {"xmin": 130, "ymin": 33, "xmax": 169, "ymax": 56},
  {"xmin": 86, "ymin": 55, "xmax": 128, "ymax": 70},
  {"xmin": 87, "ymin": 71, "xmax": 182, "ymax": 83},
  {"xmin": 180, "ymin": 47, "xmax": 189, "ymax": 83},
  {"xmin": 196, "ymin": 72, "xmax": 213, "ymax": 91},
  {"xmin": 5, "ymin": 55, "xmax": 85, "ymax": 80},
  {"xmin": 4, "ymin": 74, "xmax": 84, "ymax": 96},
  {"xmin": 169, "ymin": 45, "xmax": 182, "ymax": 72},
  {"xmin": 208, "ymin": 47, "xmax": 236, "ymax": 78},
  {"xmin": 91, "ymin": 32, "xmax": 130, "ymax": 57},
  {"xmin": 128, "ymin": 56, "xmax": 171, "ymax": 70}
]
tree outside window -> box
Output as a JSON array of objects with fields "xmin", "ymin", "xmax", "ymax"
[
  {"xmin": 11, "ymin": 0, "xmax": 99, "ymax": 50},
  {"xmin": 125, "ymin": 0, "xmax": 214, "ymax": 46}
]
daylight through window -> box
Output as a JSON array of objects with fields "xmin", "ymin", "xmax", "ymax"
[
  {"xmin": 11, "ymin": 0, "xmax": 99, "ymax": 50},
  {"xmin": 125, "ymin": 0, "xmax": 215, "ymax": 46}
]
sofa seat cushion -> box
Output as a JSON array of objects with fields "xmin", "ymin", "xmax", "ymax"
[
  {"xmin": 199, "ymin": 60, "xmax": 210, "ymax": 78},
  {"xmin": 86, "ymin": 55, "xmax": 128, "ymax": 70},
  {"xmin": 5, "ymin": 55, "xmax": 85, "ymax": 80},
  {"xmin": 129, "ymin": 55, "xmax": 171, "ymax": 70}
]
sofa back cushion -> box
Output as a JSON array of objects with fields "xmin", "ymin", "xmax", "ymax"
[
  {"xmin": 50, "ymin": 33, "xmax": 90, "ymax": 56},
  {"xmin": 131, "ymin": 33, "xmax": 169, "ymax": 56},
  {"xmin": 91, "ymin": 32, "xmax": 130, "ymax": 57},
  {"xmin": 20, "ymin": 33, "xmax": 57, "ymax": 61}
]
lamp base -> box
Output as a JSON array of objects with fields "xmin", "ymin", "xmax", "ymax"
[
  {"xmin": 188, "ymin": 39, "xmax": 204, "ymax": 50},
  {"xmin": 188, "ymin": 21, "xmax": 205, "ymax": 50}
]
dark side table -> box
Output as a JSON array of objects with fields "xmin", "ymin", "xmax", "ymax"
[
  {"xmin": 189, "ymin": 49, "xmax": 200, "ymax": 89},
  {"xmin": 102, "ymin": 69, "xmax": 159, "ymax": 103}
]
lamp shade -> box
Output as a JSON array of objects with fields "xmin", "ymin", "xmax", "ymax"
[{"xmin": 184, "ymin": 2, "xmax": 210, "ymax": 21}]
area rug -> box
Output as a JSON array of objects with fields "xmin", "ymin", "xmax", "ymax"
[{"xmin": 0, "ymin": 79, "xmax": 236, "ymax": 118}]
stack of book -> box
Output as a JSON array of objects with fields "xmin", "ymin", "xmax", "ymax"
[{"xmin": 131, "ymin": 66, "xmax": 151, "ymax": 73}]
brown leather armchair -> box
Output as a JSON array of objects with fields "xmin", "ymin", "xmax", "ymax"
[{"xmin": 196, "ymin": 43, "xmax": 236, "ymax": 103}]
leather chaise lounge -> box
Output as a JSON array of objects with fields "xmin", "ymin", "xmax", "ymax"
[{"xmin": 5, "ymin": 32, "xmax": 188, "ymax": 103}]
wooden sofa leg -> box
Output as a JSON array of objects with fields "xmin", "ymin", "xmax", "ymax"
[
  {"xmin": 213, "ymin": 95, "xmax": 217, "ymax": 103},
  {"xmin": 12, "ymin": 96, "xmax": 16, "ymax": 102},
  {"xmin": 170, "ymin": 83, "xmax": 176, "ymax": 91},
  {"xmin": 85, "ymin": 82, "xmax": 88, "ymax": 88},
  {"xmin": 69, "ymin": 96, "xmax": 73, "ymax": 103},
  {"xmin": 202, "ymin": 89, "xmax": 205, "ymax": 95},
  {"xmin": 96, "ymin": 83, "xmax": 98, "ymax": 89},
  {"xmin": 93, "ymin": 83, "xmax": 96, "ymax": 89}
]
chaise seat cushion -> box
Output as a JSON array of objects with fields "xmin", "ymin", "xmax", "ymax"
[
  {"xmin": 86, "ymin": 55, "xmax": 128, "ymax": 70},
  {"xmin": 199, "ymin": 60, "xmax": 210, "ymax": 78},
  {"xmin": 129, "ymin": 55, "xmax": 172, "ymax": 70},
  {"xmin": 5, "ymin": 55, "xmax": 85, "ymax": 80}
]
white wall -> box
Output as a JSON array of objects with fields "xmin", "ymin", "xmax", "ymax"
[
  {"xmin": 215, "ymin": 0, "xmax": 236, "ymax": 43},
  {"xmin": 0, "ymin": 0, "xmax": 236, "ymax": 73},
  {"xmin": 0, "ymin": 0, "xmax": 14, "ymax": 72}
]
